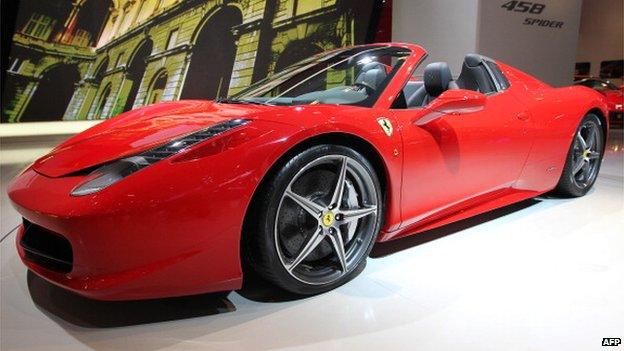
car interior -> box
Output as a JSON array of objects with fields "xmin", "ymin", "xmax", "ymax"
[
  {"xmin": 291, "ymin": 61, "xmax": 392, "ymax": 105},
  {"xmin": 394, "ymin": 54, "xmax": 506, "ymax": 109},
  {"xmin": 235, "ymin": 52, "xmax": 508, "ymax": 109},
  {"xmin": 249, "ymin": 58, "xmax": 406, "ymax": 106}
]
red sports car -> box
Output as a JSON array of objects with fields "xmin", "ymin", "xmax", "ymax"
[
  {"xmin": 574, "ymin": 78, "xmax": 623, "ymax": 127},
  {"xmin": 9, "ymin": 43, "xmax": 608, "ymax": 300}
]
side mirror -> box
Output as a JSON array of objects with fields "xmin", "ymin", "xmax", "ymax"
[{"xmin": 415, "ymin": 89, "xmax": 487, "ymax": 126}]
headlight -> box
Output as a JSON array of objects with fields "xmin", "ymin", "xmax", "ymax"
[{"xmin": 71, "ymin": 119, "xmax": 249, "ymax": 196}]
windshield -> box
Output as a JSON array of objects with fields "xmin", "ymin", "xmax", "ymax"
[{"xmin": 228, "ymin": 46, "xmax": 411, "ymax": 107}]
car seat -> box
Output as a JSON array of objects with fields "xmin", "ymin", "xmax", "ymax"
[
  {"xmin": 455, "ymin": 54, "xmax": 497, "ymax": 93},
  {"xmin": 407, "ymin": 62, "xmax": 459, "ymax": 107}
]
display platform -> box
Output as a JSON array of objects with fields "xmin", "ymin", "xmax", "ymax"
[{"xmin": 0, "ymin": 131, "xmax": 622, "ymax": 351}]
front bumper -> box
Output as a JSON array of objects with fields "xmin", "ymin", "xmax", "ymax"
[{"xmin": 8, "ymin": 155, "xmax": 252, "ymax": 301}]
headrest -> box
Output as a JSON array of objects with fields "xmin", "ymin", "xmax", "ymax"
[
  {"xmin": 424, "ymin": 62, "xmax": 453, "ymax": 97},
  {"xmin": 464, "ymin": 54, "xmax": 485, "ymax": 68},
  {"xmin": 355, "ymin": 62, "xmax": 388, "ymax": 91}
]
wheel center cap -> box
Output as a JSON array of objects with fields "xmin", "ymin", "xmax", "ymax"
[
  {"xmin": 582, "ymin": 149, "xmax": 590, "ymax": 158},
  {"xmin": 322, "ymin": 211, "xmax": 335, "ymax": 227}
]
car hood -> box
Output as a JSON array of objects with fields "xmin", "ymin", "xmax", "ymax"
[{"xmin": 33, "ymin": 100, "xmax": 289, "ymax": 178}]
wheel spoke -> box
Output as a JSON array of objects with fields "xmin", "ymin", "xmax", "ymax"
[
  {"xmin": 286, "ymin": 226, "xmax": 325, "ymax": 272},
  {"xmin": 587, "ymin": 126, "xmax": 597, "ymax": 149},
  {"xmin": 327, "ymin": 228, "xmax": 347, "ymax": 272},
  {"xmin": 588, "ymin": 151, "xmax": 600, "ymax": 160},
  {"xmin": 576, "ymin": 131, "xmax": 587, "ymax": 150},
  {"xmin": 581, "ymin": 161, "xmax": 590, "ymax": 180},
  {"xmin": 572, "ymin": 158, "xmax": 585, "ymax": 175},
  {"xmin": 340, "ymin": 205, "xmax": 377, "ymax": 224},
  {"xmin": 330, "ymin": 156, "xmax": 348, "ymax": 209},
  {"xmin": 284, "ymin": 188, "xmax": 324, "ymax": 219}
]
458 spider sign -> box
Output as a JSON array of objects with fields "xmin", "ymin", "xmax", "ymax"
[
  {"xmin": 501, "ymin": 1, "xmax": 565, "ymax": 29},
  {"xmin": 501, "ymin": 1, "xmax": 545, "ymax": 14}
]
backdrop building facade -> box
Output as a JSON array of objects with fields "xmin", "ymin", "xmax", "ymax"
[{"xmin": 2, "ymin": 0, "xmax": 377, "ymax": 122}]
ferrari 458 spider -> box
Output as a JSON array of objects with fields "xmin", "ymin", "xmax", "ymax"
[
  {"xmin": 9, "ymin": 43, "xmax": 609, "ymax": 300},
  {"xmin": 574, "ymin": 78, "xmax": 623, "ymax": 127}
]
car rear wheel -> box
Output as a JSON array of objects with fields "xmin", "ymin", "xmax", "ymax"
[
  {"xmin": 244, "ymin": 145, "xmax": 384, "ymax": 295},
  {"xmin": 554, "ymin": 113, "xmax": 605, "ymax": 197}
]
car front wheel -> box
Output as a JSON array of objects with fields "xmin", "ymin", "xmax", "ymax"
[{"xmin": 244, "ymin": 144, "xmax": 384, "ymax": 295}]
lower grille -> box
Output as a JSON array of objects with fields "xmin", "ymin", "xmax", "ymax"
[{"xmin": 20, "ymin": 219, "xmax": 73, "ymax": 273}]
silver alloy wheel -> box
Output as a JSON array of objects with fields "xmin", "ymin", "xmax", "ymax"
[
  {"xmin": 571, "ymin": 120, "xmax": 602, "ymax": 188},
  {"xmin": 274, "ymin": 154, "xmax": 379, "ymax": 285}
]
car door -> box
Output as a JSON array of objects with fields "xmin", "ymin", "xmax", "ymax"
[{"xmin": 390, "ymin": 88, "xmax": 533, "ymax": 229}]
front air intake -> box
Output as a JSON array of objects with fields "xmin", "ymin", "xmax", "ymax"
[{"xmin": 20, "ymin": 219, "xmax": 73, "ymax": 273}]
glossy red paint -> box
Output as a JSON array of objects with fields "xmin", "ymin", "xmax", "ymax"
[{"xmin": 8, "ymin": 43, "xmax": 608, "ymax": 300}]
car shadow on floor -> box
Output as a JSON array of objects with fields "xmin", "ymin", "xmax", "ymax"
[
  {"xmin": 236, "ymin": 260, "xmax": 367, "ymax": 303},
  {"xmin": 27, "ymin": 271, "xmax": 236, "ymax": 328},
  {"xmin": 370, "ymin": 198, "xmax": 541, "ymax": 258}
]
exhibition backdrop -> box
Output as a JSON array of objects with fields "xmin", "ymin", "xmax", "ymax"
[
  {"xmin": 393, "ymin": 0, "xmax": 586, "ymax": 87},
  {"xmin": 1, "ymin": 0, "xmax": 385, "ymax": 123}
]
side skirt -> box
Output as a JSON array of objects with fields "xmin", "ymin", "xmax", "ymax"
[{"xmin": 377, "ymin": 188, "xmax": 542, "ymax": 242}]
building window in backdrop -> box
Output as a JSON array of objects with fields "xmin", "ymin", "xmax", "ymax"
[
  {"xmin": 155, "ymin": 0, "xmax": 166, "ymax": 11},
  {"xmin": 166, "ymin": 29, "xmax": 179, "ymax": 50},
  {"xmin": 116, "ymin": 52, "xmax": 125, "ymax": 67},
  {"xmin": 21, "ymin": 13, "xmax": 55, "ymax": 41},
  {"xmin": 72, "ymin": 29, "xmax": 92, "ymax": 47},
  {"xmin": 296, "ymin": 0, "xmax": 323, "ymax": 15},
  {"xmin": 147, "ymin": 70, "xmax": 168, "ymax": 104},
  {"xmin": 8, "ymin": 58, "xmax": 24, "ymax": 73}
]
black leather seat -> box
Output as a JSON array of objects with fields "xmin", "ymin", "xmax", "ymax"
[
  {"xmin": 407, "ymin": 62, "xmax": 458, "ymax": 107},
  {"xmin": 456, "ymin": 54, "xmax": 496, "ymax": 93},
  {"xmin": 403, "ymin": 81, "xmax": 422, "ymax": 101},
  {"xmin": 354, "ymin": 62, "xmax": 388, "ymax": 92}
]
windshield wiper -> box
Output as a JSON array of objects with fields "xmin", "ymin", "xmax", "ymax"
[{"xmin": 215, "ymin": 98, "xmax": 270, "ymax": 106}]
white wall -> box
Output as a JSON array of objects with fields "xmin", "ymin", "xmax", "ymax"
[
  {"xmin": 392, "ymin": 0, "xmax": 480, "ymax": 75},
  {"xmin": 392, "ymin": 0, "xmax": 584, "ymax": 86},
  {"xmin": 576, "ymin": 0, "xmax": 623, "ymax": 85},
  {"xmin": 477, "ymin": 0, "xmax": 583, "ymax": 87}
]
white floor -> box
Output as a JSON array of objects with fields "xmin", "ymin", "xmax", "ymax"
[{"xmin": 1, "ymin": 131, "xmax": 623, "ymax": 351}]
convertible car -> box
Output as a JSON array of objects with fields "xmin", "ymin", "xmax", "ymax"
[{"xmin": 9, "ymin": 43, "xmax": 608, "ymax": 300}]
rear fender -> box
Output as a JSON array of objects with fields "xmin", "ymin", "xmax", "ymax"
[{"xmin": 513, "ymin": 85, "xmax": 608, "ymax": 191}]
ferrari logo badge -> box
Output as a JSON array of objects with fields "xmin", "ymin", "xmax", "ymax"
[
  {"xmin": 322, "ymin": 211, "xmax": 335, "ymax": 227},
  {"xmin": 377, "ymin": 117, "xmax": 393, "ymax": 137}
]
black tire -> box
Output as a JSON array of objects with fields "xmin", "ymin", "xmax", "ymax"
[
  {"xmin": 554, "ymin": 113, "xmax": 605, "ymax": 197},
  {"xmin": 243, "ymin": 144, "xmax": 384, "ymax": 295}
]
